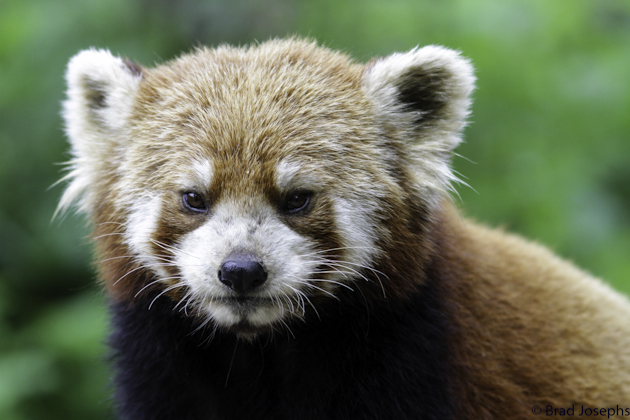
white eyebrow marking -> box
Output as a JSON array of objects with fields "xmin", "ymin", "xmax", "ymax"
[
  {"xmin": 275, "ymin": 157, "xmax": 324, "ymax": 191},
  {"xmin": 192, "ymin": 159, "xmax": 213, "ymax": 186},
  {"xmin": 275, "ymin": 158, "xmax": 301, "ymax": 191},
  {"xmin": 177, "ymin": 158, "xmax": 214, "ymax": 188}
]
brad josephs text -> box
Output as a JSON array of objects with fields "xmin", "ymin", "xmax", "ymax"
[{"xmin": 546, "ymin": 405, "xmax": 630, "ymax": 417}]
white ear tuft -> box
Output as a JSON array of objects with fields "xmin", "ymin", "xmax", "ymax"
[
  {"xmin": 57, "ymin": 49, "xmax": 143, "ymax": 217},
  {"xmin": 363, "ymin": 45, "xmax": 475, "ymax": 204},
  {"xmin": 64, "ymin": 48, "xmax": 143, "ymax": 139},
  {"xmin": 363, "ymin": 45, "xmax": 475, "ymax": 145}
]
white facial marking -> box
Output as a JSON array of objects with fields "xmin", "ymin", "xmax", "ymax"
[
  {"xmin": 275, "ymin": 158, "xmax": 325, "ymax": 192},
  {"xmin": 124, "ymin": 194, "xmax": 167, "ymax": 278},
  {"xmin": 333, "ymin": 197, "xmax": 380, "ymax": 274},
  {"xmin": 161, "ymin": 157, "xmax": 384, "ymax": 333},
  {"xmin": 119, "ymin": 152, "xmax": 389, "ymax": 336},
  {"xmin": 192, "ymin": 159, "xmax": 213, "ymax": 187},
  {"xmin": 175, "ymin": 158, "xmax": 214, "ymax": 190},
  {"xmin": 174, "ymin": 197, "xmax": 318, "ymax": 330}
]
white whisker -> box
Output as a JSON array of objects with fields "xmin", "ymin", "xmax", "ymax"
[
  {"xmin": 295, "ymin": 281, "xmax": 339, "ymax": 301},
  {"xmin": 93, "ymin": 232, "xmax": 125, "ymax": 240},
  {"xmin": 112, "ymin": 265, "xmax": 147, "ymax": 286},
  {"xmin": 134, "ymin": 277, "xmax": 167, "ymax": 298},
  {"xmin": 148, "ymin": 283, "xmax": 187, "ymax": 310},
  {"xmin": 309, "ymin": 278, "xmax": 354, "ymax": 291}
]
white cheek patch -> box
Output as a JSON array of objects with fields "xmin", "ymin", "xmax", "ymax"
[
  {"xmin": 124, "ymin": 193, "xmax": 167, "ymax": 278},
  {"xmin": 332, "ymin": 198, "xmax": 380, "ymax": 278}
]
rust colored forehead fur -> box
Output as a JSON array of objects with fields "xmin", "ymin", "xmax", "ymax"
[{"xmin": 127, "ymin": 41, "xmax": 384, "ymax": 200}]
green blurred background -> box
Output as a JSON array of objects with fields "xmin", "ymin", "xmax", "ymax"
[{"xmin": 1, "ymin": 0, "xmax": 629, "ymax": 418}]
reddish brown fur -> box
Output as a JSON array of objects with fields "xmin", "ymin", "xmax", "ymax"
[
  {"xmin": 60, "ymin": 39, "xmax": 630, "ymax": 418},
  {"xmin": 96, "ymin": 41, "xmax": 421, "ymax": 301},
  {"xmin": 434, "ymin": 203, "xmax": 630, "ymax": 416}
]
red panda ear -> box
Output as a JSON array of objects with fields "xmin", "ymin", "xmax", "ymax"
[
  {"xmin": 58, "ymin": 49, "xmax": 143, "ymax": 216},
  {"xmin": 362, "ymin": 46, "xmax": 475, "ymax": 205},
  {"xmin": 63, "ymin": 48, "xmax": 143, "ymax": 138},
  {"xmin": 363, "ymin": 45, "xmax": 474, "ymax": 147}
]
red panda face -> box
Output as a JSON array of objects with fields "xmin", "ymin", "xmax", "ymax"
[
  {"xmin": 59, "ymin": 39, "xmax": 474, "ymax": 337},
  {"xmin": 127, "ymin": 154, "xmax": 383, "ymax": 335}
]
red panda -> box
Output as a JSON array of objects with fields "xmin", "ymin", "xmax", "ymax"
[{"xmin": 58, "ymin": 38, "xmax": 630, "ymax": 419}]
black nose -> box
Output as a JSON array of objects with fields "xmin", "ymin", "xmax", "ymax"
[{"xmin": 218, "ymin": 255, "xmax": 267, "ymax": 294}]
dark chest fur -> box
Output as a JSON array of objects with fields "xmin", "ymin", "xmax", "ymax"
[{"xmin": 110, "ymin": 269, "xmax": 455, "ymax": 420}]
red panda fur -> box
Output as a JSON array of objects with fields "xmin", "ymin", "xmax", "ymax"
[{"xmin": 59, "ymin": 38, "xmax": 630, "ymax": 420}]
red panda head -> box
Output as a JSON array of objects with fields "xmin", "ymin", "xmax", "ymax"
[{"xmin": 59, "ymin": 39, "xmax": 474, "ymax": 337}]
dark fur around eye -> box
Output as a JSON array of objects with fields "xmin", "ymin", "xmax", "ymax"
[
  {"xmin": 182, "ymin": 192, "xmax": 208, "ymax": 213},
  {"xmin": 283, "ymin": 190, "xmax": 311, "ymax": 213}
]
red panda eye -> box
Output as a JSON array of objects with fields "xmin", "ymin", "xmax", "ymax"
[
  {"xmin": 284, "ymin": 191, "xmax": 311, "ymax": 213},
  {"xmin": 182, "ymin": 192, "xmax": 207, "ymax": 213}
]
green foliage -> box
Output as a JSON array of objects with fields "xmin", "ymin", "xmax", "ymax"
[{"xmin": 0, "ymin": 0, "xmax": 628, "ymax": 418}]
